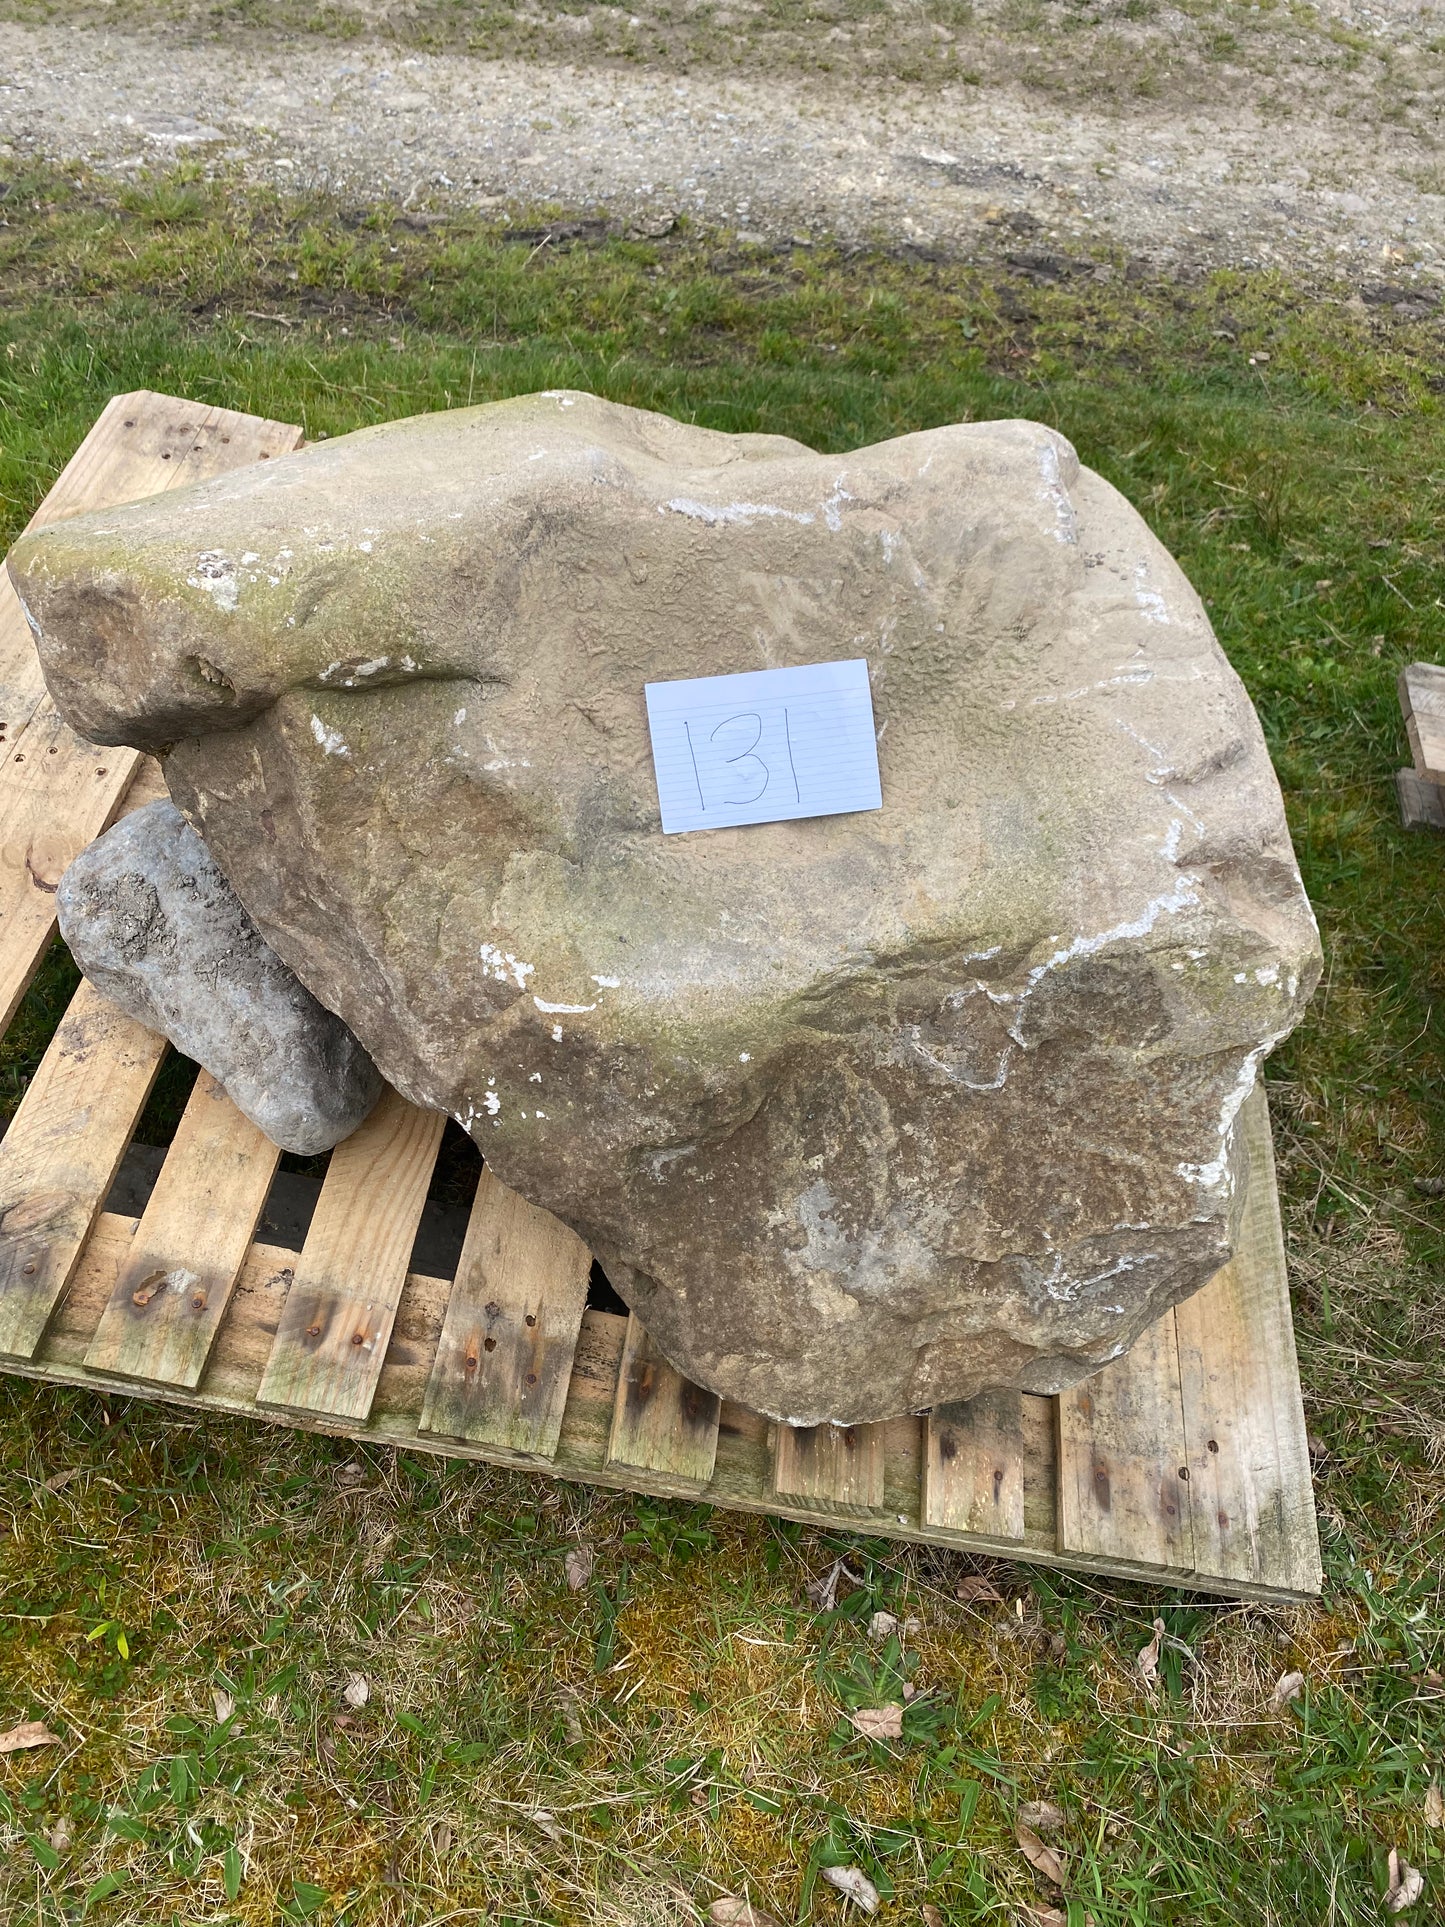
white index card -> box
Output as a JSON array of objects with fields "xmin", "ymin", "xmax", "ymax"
[{"xmin": 644, "ymin": 657, "xmax": 882, "ymax": 835}]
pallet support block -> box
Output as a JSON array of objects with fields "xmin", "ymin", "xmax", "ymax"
[{"xmin": 0, "ymin": 388, "xmax": 1324, "ymax": 1602}]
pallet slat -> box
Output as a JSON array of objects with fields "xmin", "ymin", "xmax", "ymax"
[
  {"xmin": 256, "ymin": 1091, "xmax": 446, "ymax": 1423},
  {"xmin": 773, "ymin": 1422, "xmax": 887, "ymax": 1513},
  {"xmin": 774, "ymin": 1421, "xmax": 886, "ymax": 1514},
  {"xmin": 1057, "ymin": 1308, "xmax": 1194, "ymax": 1575},
  {"xmin": 606, "ymin": 1316, "xmax": 721, "ymax": 1493},
  {"xmin": 419, "ymin": 1168, "xmax": 591, "ymax": 1460},
  {"xmin": 1174, "ymin": 1089, "xmax": 1321, "ymax": 1594},
  {"xmin": 0, "ymin": 980, "xmax": 167, "ymax": 1361},
  {"xmin": 1399, "ymin": 661, "xmax": 1445, "ymax": 786},
  {"xmin": 923, "ymin": 1392, "xmax": 1026, "ymax": 1540},
  {"xmin": 84, "ymin": 1072, "xmax": 280, "ymax": 1389}
]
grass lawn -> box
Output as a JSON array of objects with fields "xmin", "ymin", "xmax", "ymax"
[{"xmin": 1, "ymin": 162, "xmax": 1444, "ymax": 1926}]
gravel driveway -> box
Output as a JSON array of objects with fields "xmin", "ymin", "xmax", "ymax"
[{"xmin": 1, "ymin": 11, "xmax": 1439, "ymax": 280}]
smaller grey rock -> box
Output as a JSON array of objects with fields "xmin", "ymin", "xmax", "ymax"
[{"xmin": 57, "ymin": 802, "xmax": 384, "ymax": 1155}]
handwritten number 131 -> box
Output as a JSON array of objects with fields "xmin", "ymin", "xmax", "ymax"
[{"xmin": 684, "ymin": 710, "xmax": 801, "ymax": 813}]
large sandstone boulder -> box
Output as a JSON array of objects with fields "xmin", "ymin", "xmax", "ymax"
[{"xmin": 8, "ymin": 392, "xmax": 1319, "ymax": 1424}]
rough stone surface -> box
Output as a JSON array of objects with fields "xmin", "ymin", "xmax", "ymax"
[
  {"xmin": 56, "ymin": 801, "xmax": 384, "ymax": 1156},
  {"xmin": 13, "ymin": 392, "xmax": 1320, "ymax": 1423}
]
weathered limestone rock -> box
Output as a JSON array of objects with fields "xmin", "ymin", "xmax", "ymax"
[
  {"xmin": 11, "ymin": 392, "xmax": 1320, "ymax": 1423},
  {"xmin": 57, "ymin": 801, "xmax": 384, "ymax": 1156}
]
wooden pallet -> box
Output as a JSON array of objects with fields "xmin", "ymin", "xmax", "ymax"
[
  {"xmin": 0, "ymin": 391, "xmax": 1323, "ymax": 1601},
  {"xmin": 1397, "ymin": 663, "xmax": 1445, "ymax": 831}
]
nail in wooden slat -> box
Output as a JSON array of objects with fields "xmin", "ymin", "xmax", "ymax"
[
  {"xmin": 606, "ymin": 1316, "xmax": 720, "ymax": 1493},
  {"xmin": 923, "ymin": 1391, "xmax": 1026, "ymax": 1540},
  {"xmin": 0, "ymin": 980, "xmax": 167, "ymax": 1361},
  {"xmin": 773, "ymin": 1419, "xmax": 885, "ymax": 1513},
  {"xmin": 256, "ymin": 1090, "xmax": 445, "ymax": 1423},
  {"xmin": 419, "ymin": 1168, "xmax": 590, "ymax": 1460},
  {"xmin": 84, "ymin": 1073, "xmax": 280, "ymax": 1389}
]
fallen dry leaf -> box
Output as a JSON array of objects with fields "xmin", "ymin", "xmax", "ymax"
[
  {"xmin": 1019, "ymin": 1799, "xmax": 1066, "ymax": 1834},
  {"xmin": 921, "ymin": 1907, "xmax": 944, "ymax": 1927},
  {"xmin": 1136, "ymin": 1617, "xmax": 1166, "ymax": 1688},
  {"xmin": 955, "ymin": 1575, "xmax": 1003, "ymax": 1604},
  {"xmin": 529, "ymin": 1808, "xmax": 565, "ymax": 1843},
  {"xmin": 868, "ymin": 1610, "xmax": 898, "ymax": 1639},
  {"xmin": 1387, "ymin": 1847, "xmax": 1426, "ymax": 1913},
  {"xmin": 709, "ymin": 1898, "xmax": 785, "ymax": 1927},
  {"xmin": 41, "ymin": 1467, "xmax": 81, "ymax": 1494},
  {"xmin": 0, "ymin": 1721, "xmax": 60, "ymax": 1755},
  {"xmin": 820, "ymin": 1866, "xmax": 878, "ymax": 1914},
  {"xmin": 212, "ymin": 1688, "xmax": 235, "ymax": 1723},
  {"xmin": 560, "ymin": 1687, "xmax": 585, "ymax": 1749},
  {"xmin": 46, "ymin": 1817, "xmax": 71, "ymax": 1855},
  {"xmin": 1017, "ymin": 1822, "xmax": 1066, "ymax": 1888},
  {"xmin": 564, "ymin": 1543, "xmax": 595, "ymax": 1591},
  {"xmin": 849, "ymin": 1705, "xmax": 905, "ymax": 1741},
  {"xmin": 1023, "ymin": 1909, "xmax": 1066, "ymax": 1927},
  {"xmin": 1272, "ymin": 1669, "xmax": 1306, "ymax": 1707},
  {"xmin": 342, "ymin": 1673, "xmax": 370, "ymax": 1709},
  {"xmin": 1426, "ymin": 1781, "xmax": 1445, "ymax": 1830}
]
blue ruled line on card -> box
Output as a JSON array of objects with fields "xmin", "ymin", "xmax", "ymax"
[{"xmin": 644, "ymin": 658, "xmax": 882, "ymax": 835}]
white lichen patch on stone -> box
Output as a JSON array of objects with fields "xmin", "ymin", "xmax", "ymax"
[
  {"xmin": 822, "ymin": 479, "xmax": 853, "ymax": 532},
  {"xmin": 1017, "ymin": 877, "xmax": 1201, "ymax": 1033},
  {"xmin": 660, "ymin": 497, "xmax": 815, "ymax": 528},
  {"xmin": 1035, "ymin": 437, "xmax": 1078, "ymax": 545},
  {"xmin": 1133, "ymin": 559, "xmax": 1171, "ymax": 624},
  {"xmin": 483, "ymin": 1090, "xmax": 501, "ymax": 1115},
  {"xmin": 534, "ymin": 996, "xmax": 596, "ymax": 1014},
  {"xmin": 479, "ymin": 942, "xmax": 534, "ymax": 989},
  {"xmin": 309, "ymin": 714, "xmax": 350, "ymax": 757},
  {"xmin": 591, "ymin": 974, "xmax": 621, "ymax": 988},
  {"xmin": 188, "ymin": 550, "xmax": 239, "ymax": 612},
  {"xmin": 1177, "ymin": 1042, "xmax": 1273, "ymax": 1194}
]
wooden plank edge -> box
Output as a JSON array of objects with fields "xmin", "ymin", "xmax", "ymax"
[
  {"xmin": 1397, "ymin": 768, "xmax": 1445, "ymax": 832},
  {"xmin": 6, "ymin": 1216, "xmax": 1318, "ymax": 1602},
  {"xmin": 0, "ymin": 1333, "xmax": 1316, "ymax": 1598}
]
